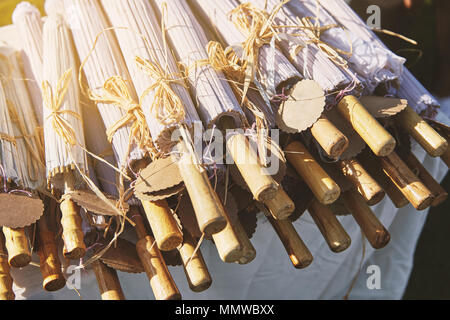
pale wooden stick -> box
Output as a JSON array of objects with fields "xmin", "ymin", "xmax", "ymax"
[
  {"xmin": 263, "ymin": 188, "xmax": 295, "ymax": 220},
  {"xmin": 338, "ymin": 95, "xmax": 396, "ymax": 157},
  {"xmin": 178, "ymin": 231, "xmax": 212, "ymax": 292},
  {"xmin": 0, "ymin": 233, "xmax": 14, "ymax": 300},
  {"xmin": 396, "ymin": 106, "xmax": 448, "ymax": 157},
  {"xmin": 311, "ymin": 116, "xmax": 349, "ymax": 159},
  {"xmin": 175, "ymin": 140, "xmax": 227, "ymax": 236},
  {"xmin": 342, "ymin": 190, "xmax": 391, "ymax": 250},
  {"xmin": 400, "ymin": 151, "xmax": 448, "ymax": 207},
  {"xmin": 285, "ymin": 141, "xmax": 340, "ymax": 205},
  {"xmin": 267, "ymin": 215, "xmax": 313, "ymax": 269},
  {"xmin": 132, "ymin": 210, "xmax": 181, "ymax": 300},
  {"xmin": 61, "ymin": 172, "xmax": 86, "ymax": 260},
  {"xmin": 357, "ymin": 152, "xmax": 409, "ymax": 208},
  {"xmin": 221, "ymin": 118, "xmax": 279, "ymax": 202},
  {"xmin": 211, "ymin": 208, "xmax": 243, "ymax": 263},
  {"xmin": 234, "ymin": 219, "xmax": 257, "ymax": 265},
  {"xmin": 141, "ymin": 200, "xmax": 183, "ymax": 252},
  {"xmin": 2, "ymin": 227, "xmax": 31, "ymax": 268},
  {"xmin": 37, "ymin": 200, "xmax": 66, "ymax": 292},
  {"xmin": 338, "ymin": 159, "xmax": 385, "ymax": 206},
  {"xmin": 380, "ymin": 152, "xmax": 434, "ymax": 210},
  {"xmin": 308, "ymin": 198, "xmax": 351, "ymax": 253},
  {"xmin": 92, "ymin": 260, "xmax": 125, "ymax": 300}
]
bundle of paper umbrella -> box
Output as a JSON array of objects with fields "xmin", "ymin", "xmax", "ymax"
[{"xmin": 0, "ymin": 0, "xmax": 448, "ymax": 300}]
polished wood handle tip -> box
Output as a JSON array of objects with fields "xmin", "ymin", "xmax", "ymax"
[
  {"xmin": 397, "ymin": 106, "xmax": 448, "ymax": 157},
  {"xmin": 311, "ymin": 117, "xmax": 349, "ymax": 159},
  {"xmin": 308, "ymin": 199, "xmax": 351, "ymax": 253},
  {"xmin": 60, "ymin": 198, "xmax": 86, "ymax": 259},
  {"xmin": 263, "ymin": 188, "xmax": 295, "ymax": 220},
  {"xmin": 285, "ymin": 141, "xmax": 340, "ymax": 205},
  {"xmin": 342, "ymin": 190, "xmax": 391, "ymax": 249},
  {"xmin": 380, "ymin": 152, "xmax": 434, "ymax": 211},
  {"xmin": 338, "ymin": 95, "xmax": 396, "ymax": 157},
  {"xmin": 92, "ymin": 260, "xmax": 126, "ymax": 300},
  {"xmin": 0, "ymin": 235, "xmax": 15, "ymax": 300},
  {"xmin": 2, "ymin": 227, "xmax": 31, "ymax": 268},
  {"xmin": 268, "ymin": 217, "xmax": 313, "ymax": 269},
  {"xmin": 142, "ymin": 200, "xmax": 183, "ymax": 252},
  {"xmin": 136, "ymin": 236, "xmax": 181, "ymax": 300}
]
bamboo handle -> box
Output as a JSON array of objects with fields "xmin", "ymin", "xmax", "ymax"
[
  {"xmin": 0, "ymin": 233, "xmax": 14, "ymax": 300},
  {"xmin": 263, "ymin": 188, "xmax": 295, "ymax": 220},
  {"xmin": 175, "ymin": 141, "xmax": 227, "ymax": 236},
  {"xmin": 225, "ymin": 130, "xmax": 279, "ymax": 202},
  {"xmin": 339, "ymin": 159, "xmax": 385, "ymax": 206},
  {"xmin": 338, "ymin": 95, "xmax": 396, "ymax": 157},
  {"xmin": 2, "ymin": 227, "xmax": 31, "ymax": 268},
  {"xmin": 401, "ymin": 151, "xmax": 448, "ymax": 207},
  {"xmin": 211, "ymin": 206, "xmax": 243, "ymax": 263},
  {"xmin": 285, "ymin": 141, "xmax": 340, "ymax": 205},
  {"xmin": 60, "ymin": 198, "xmax": 86, "ymax": 259},
  {"xmin": 311, "ymin": 116, "xmax": 349, "ymax": 159},
  {"xmin": 267, "ymin": 216, "xmax": 313, "ymax": 269},
  {"xmin": 92, "ymin": 260, "xmax": 125, "ymax": 300},
  {"xmin": 132, "ymin": 212, "xmax": 181, "ymax": 300},
  {"xmin": 37, "ymin": 216, "xmax": 66, "ymax": 292},
  {"xmin": 61, "ymin": 172, "xmax": 85, "ymax": 259},
  {"xmin": 342, "ymin": 190, "xmax": 390, "ymax": 249},
  {"xmin": 234, "ymin": 219, "xmax": 256, "ymax": 265},
  {"xmin": 396, "ymin": 106, "xmax": 448, "ymax": 157},
  {"xmin": 177, "ymin": 231, "xmax": 212, "ymax": 292},
  {"xmin": 357, "ymin": 153, "xmax": 409, "ymax": 208},
  {"xmin": 308, "ymin": 199, "xmax": 351, "ymax": 253},
  {"xmin": 142, "ymin": 200, "xmax": 183, "ymax": 251},
  {"xmin": 380, "ymin": 152, "xmax": 434, "ymax": 210}
]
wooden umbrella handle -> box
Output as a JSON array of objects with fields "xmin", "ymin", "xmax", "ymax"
[
  {"xmin": 61, "ymin": 172, "xmax": 85, "ymax": 260},
  {"xmin": 285, "ymin": 140, "xmax": 340, "ymax": 205},
  {"xmin": 37, "ymin": 214, "xmax": 66, "ymax": 292},
  {"xmin": 357, "ymin": 153, "xmax": 409, "ymax": 208},
  {"xmin": 338, "ymin": 159, "xmax": 385, "ymax": 206},
  {"xmin": 177, "ymin": 231, "xmax": 212, "ymax": 293},
  {"xmin": 338, "ymin": 95, "xmax": 396, "ymax": 157},
  {"xmin": 224, "ymin": 128, "xmax": 279, "ymax": 202},
  {"xmin": 401, "ymin": 151, "xmax": 448, "ymax": 207},
  {"xmin": 60, "ymin": 198, "xmax": 86, "ymax": 259},
  {"xmin": 267, "ymin": 215, "xmax": 313, "ymax": 269},
  {"xmin": 396, "ymin": 106, "xmax": 448, "ymax": 157},
  {"xmin": 211, "ymin": 208, "xmax": 243, "ymax": 263},
  {"xmin": 92, "ymin": 260, "xmax": 125, "ymax": 300},
  {"xmin": 342, "ymin": 190, "xmax": 390, "ymax": 250},
  {"xmin": 0, "ymin": 233, "xmax": 14, "ymax": 300},
  {"xmin": 263, "ymin": 188, "xmax": 295, "ymax": 220},
  {"xmin": 141, "ymin": 200, "xmax": 183, "ymax": 252},
  {"xmin": 175, "ymin": 141, "xmax": 227, "ymax": 236},
  {"xmin": 2, "ymin": 227, "xmax": 31, "ymax": 268},
  {"xmin": 310, "ymin": 116, "xmax": 349, "ymax": 159},
  {"xmin": 234, "ymin": 218, "xmax": 256, "ymax": 265},
  {"xmin": 132, "ymin": 212, "xmax": 181, "ymax": 300},
  {"xmin": 308, "ymin": 198, "xmax": 351, "ymax": 253},
  {"xmin": 380, "ymin": 152, "xmax": 434, "ymax": 210}
]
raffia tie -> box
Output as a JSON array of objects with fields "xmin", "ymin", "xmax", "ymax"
[
  {"xmin": 294, "ymin": 16, "xmax": 351, "ymax": 69},
  {"xmin": 135, "ymin": 56, "xmax": 187, "ymax": 126},
  {"xmin": 42, "ymin": 68, "xmax": 82, "ymax": 146},
  {"xmin": 228, "ymin": 2, "xmax": 287, "ymax": 102},
  {"xmin": 7, "ymin": 100, "xmax": 45, "ymax": 181},
  {"xmin": 88, "ymin": 76, "xmax": 156, "ymax": 155}
]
